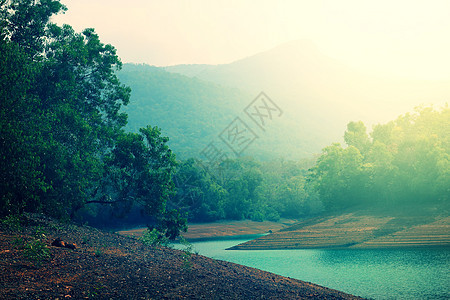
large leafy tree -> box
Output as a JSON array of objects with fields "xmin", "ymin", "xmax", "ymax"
[
  {"xmin": 0, "ymin": 34, "xmax": 48, "ymax": 216},
  {"xmin": 344, "ymin": 121, "xmax": 370, "ymax": 154},
  {"xmin": 169, "ymin": 159, "xmax": 227, "ymax": 222},
  {"xmin": 1, "ymin": 0, "xmax": 185, "ymax": 237},
  {"xmin": 1, "ymin": 0, "xmax": 131, "ymax": 218},
  {"xmin": 311, "ymin": 143, "xmax": 366, "ymax": 210},
  {"xmin": 89, "ymin": 126, "xmax": 177, "ymax": 217}
]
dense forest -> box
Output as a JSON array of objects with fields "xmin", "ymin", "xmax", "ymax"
[
  {"xmin": 1, "ymin": 1, "xmax": 448, "ymax": 233},
  {"xmin": 166, "ymin": 106, "xmax": 449, "ymax": 223}
]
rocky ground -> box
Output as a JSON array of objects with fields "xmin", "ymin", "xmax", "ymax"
[{"xmin": 0, "ymin": 214, "xmax": 363, "ymax": 299}]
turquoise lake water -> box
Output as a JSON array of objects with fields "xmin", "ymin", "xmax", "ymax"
[{"xmin": 181, "ymin": 237, "xmax": 450, "ymax": 300}]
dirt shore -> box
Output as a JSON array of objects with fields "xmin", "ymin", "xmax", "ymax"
[
  {"xmin": 118, "ymin": 219, "xmax": 297, "ymax": 241},
  {"xmin": 0, "ymin": 214, "xmax": 364, "ymax": 299}
]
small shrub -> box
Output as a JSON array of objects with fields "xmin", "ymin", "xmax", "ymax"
[
  {"xmin": 178, "ymin": 235, "xmax": 194, "ymax": 272},
  {"xmin": 94, "ymin": 248, "xmax": 103, "ymax": 257},
  {"xmin": 140, "ymin": 228, "xmax": 170, "ymax": 247},
  {"xmin": 249, "ymin": 211, "xmax": 265, "ymax": 222},
  {"xmin": 12, "ymin": 236, "xmax": 26, "ymax": 248},
  {"xmin": 1, "ymin": 214, "xmax": 23, "ymax": 231},
  {"xmin": 48, "ymin": 222, "xmax": 65, "ymax": 232},
  {"xmin": 32, "ymin": 225, "xmax": 47, "ymax": 239},
  {"xmin": 182, "ymin": 252, "xmax": 193, "ymax": 272},
  {"xmin": 23, "ymin": 239, "xmax": 51, "ymax": 267},
  {"xmin": 178, "ymin": 235, "xmax": 193, "ymax": 253},
  {"xmin": 85, "ymin": 283, "xmax": 106, "ymax": 297}
]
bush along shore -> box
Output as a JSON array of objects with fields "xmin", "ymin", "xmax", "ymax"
[{"xmin": 0, "ymin": 214, "xmax": 365, "ymax": 299}]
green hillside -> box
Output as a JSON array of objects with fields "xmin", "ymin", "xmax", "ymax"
[
  {"xmin": 121, "ymin": 42, "xmax": 449, "ymax": 162},
  {"xmin": 166, "ymin": 40, "xmax": 450, "ymax": 135},
  {"xmin": 117, "ymin": 64, "xmax": 247, "ymax": 159},
  {"xmin": 117, "ymin": 63, "xmax": 324, "ymax": 160}
]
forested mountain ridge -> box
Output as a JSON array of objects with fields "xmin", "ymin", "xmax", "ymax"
[
  {"xmin": 119, "ymin": 51, "xmax": 449, "ymax": 163},
  {"xmin": 117, "ymin": 64, "xmax": 247, "ymax": 159},
  {"xmin": 117, "ymin": 63, "xmax": 323, "ymax": 160},
  {"xmin": 117, "ymin": 48, "xmax": 448, "ymax": 224}
]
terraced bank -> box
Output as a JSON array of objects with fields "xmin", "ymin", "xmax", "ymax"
[{"xmin": 228, "ymin": 213, "xmax": 450, "ymax": 250}]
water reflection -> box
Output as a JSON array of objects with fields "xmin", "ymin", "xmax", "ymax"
[{"xmin": 181, "ymin": 238, "xmax": 450, "ymax": 300}]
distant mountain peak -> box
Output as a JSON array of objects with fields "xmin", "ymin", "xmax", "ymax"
[
  {"xmin": 226, "ymin": 39, "xmax": 322, "ymax": 68},
  {"xmin": 267, "ymin": 39, "xmax": 320, "ymax": 55}
]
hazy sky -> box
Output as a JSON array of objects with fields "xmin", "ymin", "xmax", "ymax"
[{"xmin": 53, "ymin": 0, "xmax": 450, "ymax": 80}]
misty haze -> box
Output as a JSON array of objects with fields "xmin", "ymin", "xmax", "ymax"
[{"xmin": 1, "ymin": 1, "xmax": 448, "ymax": 299}]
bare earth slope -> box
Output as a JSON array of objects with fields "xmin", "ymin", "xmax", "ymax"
[
  {"xmin": 119, "ymin": 219, "xmax": 297, "ymax": 241},
  {"xmin": 0, "ymin": 214, "xmax": 363, "ymax": 299},
  {"xmin": 229, "ymin": 212, "xmax": 450, "ymax": 250}
]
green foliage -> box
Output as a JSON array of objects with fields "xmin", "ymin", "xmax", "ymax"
[
  {"xmin": 156, "ymin": 209, "xmax": 188, "ymax": 240},
  {"xmin": 0, "ymin": 36, "xmax": 48, "ymax": 216},
  {"xmin": 117, "ymin": 64, "xmax": 322, "ymax": 160},
  {"xmin": 311, "ymin": 106, "xmax": 449, "ymax": 211},
  {"xmin": 92, "ymin": 126, "xmax": 178, "ymax": 218},
  {"xmin": 312, "ymin": 144, "xmax": 366, "ymax": 209},
  {"xmin": 1, "ymin": 0, "xmax": 66, "ymax": 56},
  {"xmin": 139, "ymin": 210, "xmax": 188, "ymax": 247},
  {"xmin": 12, "ymin": 236, "xmax": 26, "ymax": 249},
  {"xmin": 3, "ymin": 0, "xmax": 445, "ymax": 233},
  {"xmin": 0, "ymin": 0, "xmax": 187, "ymax": 239},
  {"xmin": 178, "ymin": 235, "xmax": 194, "ymax": 272},
  {"xmin": 82, "ymin": 236, "xmax": 90, "ymax": 245},
  {"xmin": 32, "ymin": 225, "xmax": 48, "ymax": 240},
  {"xmin": 12, "ymin": 226, "xmax": 51, "ymax": 267},
  {"xmin": 181, "ymin": 250, "xmax": 193, "ymax": 272},
  {"xmin": 140, "ymin": 228, "xmax": 170, "ymax": 248},
  {"xmin": 85, "ymin": 283, "xmax": 106, "ymax": 298},
  {"xmin": 1, "ymin": 214, "xmax": 24, "ymax": 231},
  {"xmin": 170, "ymin": 157, "xmax": 320, "ymax": 222},
  {"xmin": 8, "ymin": 222, "xmax": 50, "ymax": 267},
  {"xmin": 22, "ymin": 238, "xmax": 51, "ymax": 267},
  {"xmin": 344, "ymin": 121, "xmax": 371, "ymax": 154},
  {"xmin": 94, "ymin": 248, "xmax": 104, "ymax": 257},
  {"xmin": 0, "ymin": 0, "xmax": 129, "ymax": 218}
]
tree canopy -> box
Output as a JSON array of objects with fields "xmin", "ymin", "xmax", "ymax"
[
  {"xmin": 312, "ymin": 106, "xmax": 449, "ymax": 212},
  {"xmin": 0, "ymin": 0, "xmax": 185, "ymax": 238},
  {"xmin": 172, "ymin": 106, "xmax": 448, "ymax": 223}
]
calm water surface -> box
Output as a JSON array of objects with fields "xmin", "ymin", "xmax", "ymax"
[{"xmin": 181, "ymin": 236, "xmax": 450, "ymax": 300}]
